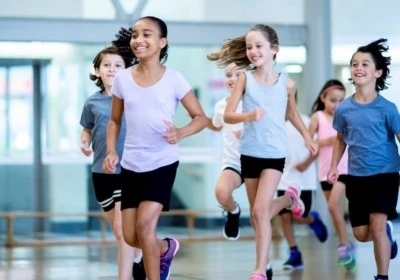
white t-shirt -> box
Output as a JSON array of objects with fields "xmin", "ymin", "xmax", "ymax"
[
  {"xmin": 212, "ymin": 98, "xmax": 243, "ymax": 172},
  {"xmin": 112, "ymin": 67, "xmax": 191, "ymax": 172},
  {"xmin": 278, "ymin": 114, "xmax": 318, "ymax": 191}
]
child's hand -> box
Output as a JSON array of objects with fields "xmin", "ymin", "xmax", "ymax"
[
  {"xmin": 233, "ymin": 129, "xmax": 243, "ymax": 139},
  {"xmin": 251, "ymin": 107, "xmax": 265, "ymax": 121},
  {"xmin": 163, "ymin": 120, "xmax": 181, "ymax": 144},
  {"xmin": 80, "ymin": 140, "xmax": 92, "ymax": 157},
  {"xmin": 102, "ymin": 152, "xmax": 119, "ymax": 174},
  {"xmin": 327, "ymin": 167, "xmax": 339, "ymax": 184},
  {"xmin": 306, "ymin": 139, "xmax": 319, "ymax": 156}
]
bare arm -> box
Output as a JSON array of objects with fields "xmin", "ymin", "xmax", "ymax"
[
  {"xmin": 224, "ymin": 74, "xmax": 262, "ymax": 124},
  {"xmin": 286, "ymin": 78, "xmax": 318, "ymax": 155},
  {"xmin": 163, "ymin": 91, "xmax": 207, "ymax": 144},
  {"xmin": 103, "ymin": 96, "xmax": 123, "ymax": 173},
  {"xmin": 81, "ymin": 128, "xmax": 92, "ymax": 146},
  {"xmin": 179, "ymin": 91, "xmax": 208, "ymax": 139},
  {"xmin": 327, "ymin": 132, "xmax": 347, "ymax": 183},
  {"xmin": 396, "ymin": 133, "xmax": 400, "ymax": 143},
  {"xmin": 330, "ymin": 132, "xmax": 346, "ymax": 168},
  {"xmin": 80, "ymin": 128, "xmax": 92, "ymax": 156},
  {"xmin": 309, "ymin": 112, "xmax": 335, "ymax": 147},
  {"xmin": 106, "ymin": 96, "xmax": 124, "ymax": 154},
  {"xmin": 207, "ymin": 117, "xmax": 222, "ymax": 132},
  {"xmin": 296, "ymin": 153, "xmax": 317, "ymax": 172}
]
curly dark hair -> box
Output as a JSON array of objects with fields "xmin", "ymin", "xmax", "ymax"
[
  {"xmin": 349, "ymin": 38, "xmax": 391, "ymax": 91},
  {"xmin": 112, "ymin": 16, "xmax": 169, "ymax": 65},
  {"xmin": 89, "ymin": 45, "xmax": 133, "ymax": 91}
]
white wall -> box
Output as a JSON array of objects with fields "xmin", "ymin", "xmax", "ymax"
[
  {"xmin": 332, "ymin": 0, "xmax": 400, "ymax": 45},
  {"xmin": 0, "ymin": 0, "xmax": 83, "ymax": 18}
]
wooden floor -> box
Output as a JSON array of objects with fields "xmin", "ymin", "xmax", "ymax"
[{"xmin": 0, "ymin": 223, "xmax": 399, "ymax": 280}]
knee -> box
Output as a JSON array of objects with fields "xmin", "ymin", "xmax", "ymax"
[
  {"xmin": 136, "ymin": 219, "xmax": 153, "ymax": 240},
  {"xmin": 370, "ymin": 224, "xmax": 386, "ymax": 240},
  {"xmin": 251, "ymin": 207, "xmax": 268, "ymax": 225},
  {"xmin": 280, "ymin": 212, "xmax": 291, "ymax": 223},
  {"xmin": 123, "ymin": 230, "xmax": 138, "ymax": 247},
  {"xmin": 327, "ymin": 200, "xmax": 340, "ymax": 214},
  {"xmin": 215, "ymin": 186, "xmax": 229, "ymax": 204},
  {"xmin": 353, "ymin": 230, "xmax": 369, "ymax": 242}
]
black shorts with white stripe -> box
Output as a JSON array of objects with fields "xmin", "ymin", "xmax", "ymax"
[{"xmin": 91, "ymin": 172, "xmax": 122, "ymax": 212}]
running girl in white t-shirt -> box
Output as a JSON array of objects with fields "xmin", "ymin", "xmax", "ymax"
[
  {"xmin": 102, "ymin": 17, "xmax": 207, "ymax": 280},
  {"xmin": 207, "ymin": 63, "xmax": 245, "ymax": 241}
]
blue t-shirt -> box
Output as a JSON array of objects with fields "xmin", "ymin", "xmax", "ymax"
[
  {"xmin": 333, "ymin": 94, "xmax": 400, "ymax": 176},
  {"xmin": 80, "ymin": 91, "xmax": 126, "ymax": 173}
]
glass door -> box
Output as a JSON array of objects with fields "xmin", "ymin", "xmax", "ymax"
[{"xmin": 0, "ymin": 61, "xmax": 36, "ymax": 235}]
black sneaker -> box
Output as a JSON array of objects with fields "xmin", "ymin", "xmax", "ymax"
[
  {"xmin": 222, "ymin": 204, "xmax": 241, "ymax": 240},
  {"xmin": 266, "ymin": 267, "xmax": 273, "ymax": 280},
  {"xmin": 132, "ymin": 257, "xmax": 146, "ymax": 280}
]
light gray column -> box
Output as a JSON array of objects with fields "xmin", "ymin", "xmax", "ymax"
[
  {"xmin": 304, "ymin": 0, "xmax": 333, "ymax": 111},
  {"xmin": 304, "ymin": 0, "xmax": 335, "ymax": 234}
]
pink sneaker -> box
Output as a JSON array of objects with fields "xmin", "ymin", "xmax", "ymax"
[
  {"xmin": 250, "ymin": 272, "xmax": 267, "ymax": 280},
  {"xmin": 285, "ymin": 185, "xmax": 305, "ymax": 217}
]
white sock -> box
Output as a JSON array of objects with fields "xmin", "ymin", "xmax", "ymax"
[
  {"xmin": 266, "ymin": 263, "xmax": 271, "ymax": 270},
  {"xmin": 230, "ymin": 203, "xmax": 240, "ymax": 214},
  {"xmin": 133, "ymin": 254, "xmax": 142, "ymax": 263}
]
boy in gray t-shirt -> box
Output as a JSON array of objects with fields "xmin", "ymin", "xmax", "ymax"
[{"xmin": 80, "ymin": 45, "xmax": 145, "ymax": 280}]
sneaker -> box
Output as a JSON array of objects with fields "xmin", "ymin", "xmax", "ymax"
[
  {"xmin": 250, "ymin": 272, "xmax": 267, "ymax": 280},
  {"xmin": 266, "ymin": 267, "xmax": 273, "ymax": 280},
  {"xmin": 284, "ymin": 186, "xmax": 305, "ymax": 217},
  {"xmin": 160, "ymin": 238, "xmax": 180, "ymax": 280},
  {"xmin": 222, "ymin": 204, "xmax": 241, "ymax": 240},
  {"xmin": 309, "ymin": 211, "xmax": 328, "ymax": 242},
  {"xmin": 344, "ymin": 256, "xmax": 357, "ymax": 273},
  {"xmin": 386, "ymin": 220, "xmax": 398, "ymax": 259},
  {"xmin": 132, "ymin": 257, "xmax": 146, "ymax": 280},
  {"xmin": 337, "ymin": 243, "xmax": 353, "ymax": 265},
  {"xmin": 283, "ymin": 249, "xmax": 304, "ymax": 270}
]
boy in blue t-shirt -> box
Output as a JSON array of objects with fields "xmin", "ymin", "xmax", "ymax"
[{"xmin": 328, "ymin": 38, "xmax": 400, "ymax": 280}]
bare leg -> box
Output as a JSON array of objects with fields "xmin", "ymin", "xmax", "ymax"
[
  {"xmin": 215, "ymin": 169, "xmax": 242, "ymax": 212},
  {"xmin": 246, "ymin": 169, "xmax": 283, "ymax": 275},
  {"xmin": 135, "ymin": 201, "xmax": 166, "ymax": 280},
  {"xmin": 280, "ymin": 213, "xmax": 296, "ymax": 247},
  {"xmin": 105, "ymin": 203, "xmax": 140, "ymax": 280},
  {"xmin": 370, "ymin": 213, "xmax": 390, "ymax": 275},
  {"xmin": 327, "ymin": 182, "xmax": 348, "ymax": 245}
]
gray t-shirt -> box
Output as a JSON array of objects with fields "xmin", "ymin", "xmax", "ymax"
[
  {"xmin": 333, "ymin": 94, "xmax": 400, "ymax": 176},
  {"xmin": 80, "ymin": 91, "xmax": 126, "ymax": 173}
]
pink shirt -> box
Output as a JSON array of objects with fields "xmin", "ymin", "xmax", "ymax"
[
  {"xmin": 317, "ymin": 111, "xmax": 348, "ymax": 181},
  {"xmin": 112, "ymin": 67, "xmax": 191, "ymax": 172}
]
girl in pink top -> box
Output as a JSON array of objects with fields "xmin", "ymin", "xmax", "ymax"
[{"xmin": 299, "ymin": 79, "xmax": 355, "ymax": 271}]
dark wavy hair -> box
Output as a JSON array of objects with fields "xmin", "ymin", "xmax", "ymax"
[
  {"xmin": 349, "ymin": 38, "xmax": 391, "ymax": 91},
  {"xmin": 311, "ymin": 79, "xmax": 345, "ymax": 114},
  {"xmin": 89, "ymin": 45, "xmax": 133, "ymax": 91},
  {"xmin": 112, "ymin": 16, "xmax": 169, "ymax": 65}
]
